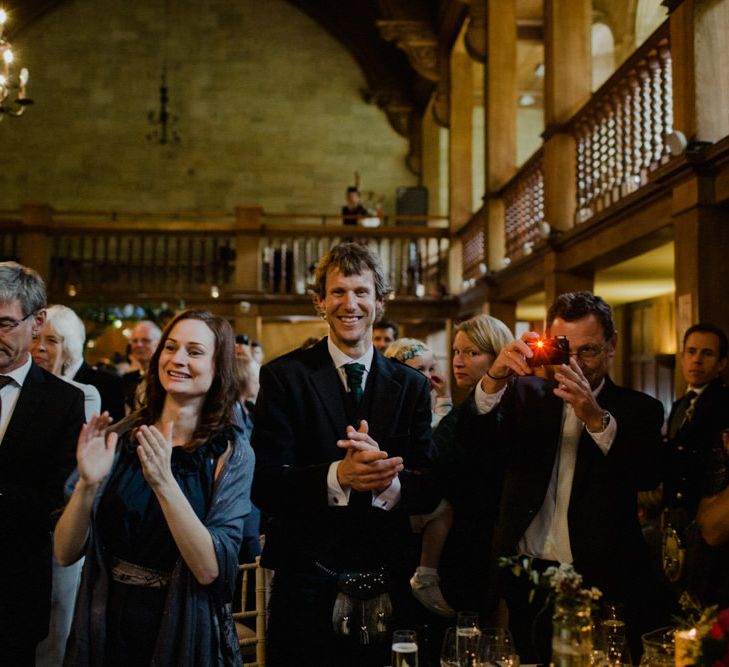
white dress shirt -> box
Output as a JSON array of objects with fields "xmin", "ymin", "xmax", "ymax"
[
  {"xmin": 0, "ymin": 354, "xmax": 33, "ymax": 444},
  {"xmin": 325, "ymin": 338, "xmax": 401, "ymax": 511},
  {"xmin": 475, "ymin": 376, "xmax": 616, "ymax": 563}
]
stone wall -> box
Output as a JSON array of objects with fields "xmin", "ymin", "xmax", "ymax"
[{"xmin": 0, "ymin": 0, "xmax": 416, "ymax": 214}]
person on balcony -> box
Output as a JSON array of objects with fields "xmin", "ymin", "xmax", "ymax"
[
  {"xmin": 252, "ymin": 242, "xmax": 436, "ymax": 666},
  {"xmin": 341, "ymin": 185, "xmax": 368, "ymax": 226},
  {"xmin": 55, "ymin": 309, "xmax": 254, "ymax": 667},
  {"xmin": 122, "ymin": 320, "xmax": 161, "ymax": 412}
]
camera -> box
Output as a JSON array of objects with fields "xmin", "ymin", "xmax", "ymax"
[
  {"xmin": 526, "ymin": 336, "xmax": 570, "ymax": 367},
  {"xmin": 235, "ymin": 334, "xmax": 250, "ymax": 345}
]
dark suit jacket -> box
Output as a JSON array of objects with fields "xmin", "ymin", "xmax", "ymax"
[
  {"xmin": 251, "ymin": 338, "xmax": 435, "ymax": 574},
  {"xmin": 0, "ymin": 362, "xmax": 85, "ymax": 643},
  {"xmin": 74, "ymin": 361, "xmax": 126, "ymax": 422},
  {"xmin": 664, "ymin": 378, "xmax": 729, "ymax": 513},
  {"xmin": 491, "ymin": 375, "xmax": 664, "ymax": 618}
]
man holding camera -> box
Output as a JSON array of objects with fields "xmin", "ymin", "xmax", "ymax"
[{"xmin": 476, "ymin": 291, "xmax": 667, "ymax": 661}]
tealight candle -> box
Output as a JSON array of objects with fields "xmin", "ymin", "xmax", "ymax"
[{"xmin": 674, "ymin": 627, "xmax": 698, "ymax": 667}]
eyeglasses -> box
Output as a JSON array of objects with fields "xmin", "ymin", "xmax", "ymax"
[
  {"xmin": 0, "ymin": 312, "xmax": 35, "ymax": 333},
  {"xmin": 569, "ymin": 344, "xmax": 606, "ymax": 361}
]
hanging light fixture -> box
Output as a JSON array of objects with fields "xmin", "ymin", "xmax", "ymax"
[
  {"xmin": 0, "ymin": 6, "xmax": 32, "ymax": 118},
  {"xmin": 147, "ymin": 0, "xmax": 179, "ymax": 145}
]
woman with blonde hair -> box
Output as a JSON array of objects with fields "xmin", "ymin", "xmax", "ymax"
[
  {"xmin": 434, "ymin": 313, "xmax": 513, "ymax": 622},
  {"xmin": 390, "ymin": 316, "xmax": 513, "ymax": 620}
]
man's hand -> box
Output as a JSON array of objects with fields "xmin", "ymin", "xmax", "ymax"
[
  {"xmin": 554, "ymin": 357, "xmax": 604, "ymax": 430},
  {"xmin": 479, "ymin": 331, "xmax": 538, "ymax": 394},
  {"xmin": 336, "ymin": 420, "xmax": 404, "ymax": 492}
]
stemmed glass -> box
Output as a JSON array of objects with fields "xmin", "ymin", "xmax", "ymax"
[
  {"xmin": 596, "ymin": 602, "xmax": 632, "ymax": 667},
  {"xmin": 442, "ymin": 625, "xmax": 519, "ymax": 667},
  {"xmin": 456, "ymin": 612, "xmax": 481, "ymax": 665},
  {"xmin": 441, "ymin": 627, "xmax": 461, "ymax": 667},
  {"xmin": 479, "ymin": 628, "xmax": 518, "ymax": 667}
]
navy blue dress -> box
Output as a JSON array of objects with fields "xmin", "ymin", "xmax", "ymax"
[{"xmin": 97, "ymin": 429, "xmax": 230, "ymax": 665}]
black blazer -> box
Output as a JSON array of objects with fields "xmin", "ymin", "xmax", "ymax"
[
  {"xmin": 0, "ymin": 362, "xmax": 85, "ymax": 642},
  {"xmin": 663, "ymin": 378, "xmax": 729, "ymax": 513},
  {"xmin": 491, "ymin": 375, "xmax": 664, "ymax": 606},
  {"xmin": 74, "ymin": 361, "xmax": 126, "ymax": 422},
  {"xmin": 251, "ymin": 338, "xmax": 435, "ymax": 574}
]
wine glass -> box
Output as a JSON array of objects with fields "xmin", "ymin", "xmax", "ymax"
[
  {"xmin": 392, "ymin": 629, "xmax": 418, "ymax": 667},
  {"xmin": 479, "ymin": 628, "xmax": 517, "ymax": 666},
  {"xmin": 456, "ymin": 612, "xmax": 481, "ymax": 666},
  {"xmin": 598, "ymin": 602, "xmax": 632, "ymax": 667},
  {"xmin": 441, "ymin": 627, "xmax": 460, "ymax": 667}
]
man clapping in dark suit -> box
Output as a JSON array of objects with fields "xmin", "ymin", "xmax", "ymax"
[
  {"xmin": 475, "ymin": 291, "xmax": 667, "ymax": 662},
  {"xmin": 252, "ymin": 243, "xmax": 435, "ymax": 666},
  {"xmin": 0, "ymin": 262, "xmax": 85, "ymax": 665}
]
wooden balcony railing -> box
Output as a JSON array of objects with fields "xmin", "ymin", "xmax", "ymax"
[
  {"xmin": 569, "ymin": 20, "xmax": 672, "ymax": 222},
  {"xmin": 500, "ymin": 148, "xmax": 545, "ymax": 263},
  {"xmin": 0, "ymin": 207, "xmax": 450, "ymax": 302},
  {"xmin": 258, "ymin": 211, "xmax": 450, "ymax": 298},
  {"xmin": 459, "ymin": 208, "xmax": 487, "ymax": 281}
]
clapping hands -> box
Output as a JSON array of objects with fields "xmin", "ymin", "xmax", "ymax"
[
  {"xmin": 136, "ymin": 422, "xmax": 175, "ymax": 490},
  {"xmin": 336, "ymin": 420, "xmax": 403, "ymax": 492},
  {"xmin": 76, "ymin": 412, "xmax": 118, "ymax": 486}
]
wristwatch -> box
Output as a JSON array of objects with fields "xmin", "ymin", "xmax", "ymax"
[{"xmin": 587, "ymin": 409, "xmax": 611, "ymax": 434}]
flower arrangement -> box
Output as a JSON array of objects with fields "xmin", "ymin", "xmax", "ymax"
[
  {"xmin": 500, "ymin": 555, "xmax": 603, "ymax": 608},
  {"xmin": 699, "ymin": 609, "xmax": 729, "ymax": 667},
  {"xmin": 675, "ymin": 594, "xmax": 729, "ymax": 667}
]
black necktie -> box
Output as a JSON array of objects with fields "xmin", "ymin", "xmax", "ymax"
[
  {"xmin": 0, "ymin": 375, "xmax": 13, "ymax": 421},
  {"xmin": 344, "ymin": 363, "xmax": 365, "ymax": 405}
]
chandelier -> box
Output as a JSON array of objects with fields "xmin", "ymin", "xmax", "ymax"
[
  {"xmin": 146, "ymin": 0, "xmax": 179, "ymax": 145},
  {"xmin": 0, "ymin": 7, "xmax": 32, "ymax": 118},
  {"xmin": 147, "ymin": 67, "xmax": 179, "ymax": 146}
]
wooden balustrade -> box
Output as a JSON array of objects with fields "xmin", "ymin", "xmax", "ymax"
[
  {"xmin": 500, "ymin": 148, "xmax": 545, "ymax": 263},
  {"xmin": 259, "ymin": 214, "xmax": 450, "ymax": 298},
  {"xmin": 569, "ymin": 20, "xmax": 672, "ymax": 222},
  {"xmin": 49, "ymin": 230, "xmax": 237, "ymax": 297},
  {"xmin": 459, "ymin": 209, "xmax": 487, "ymax": 280},
  {"xmin": 0, "ymin": 208, "xmax": 450, "ymax": 302}
]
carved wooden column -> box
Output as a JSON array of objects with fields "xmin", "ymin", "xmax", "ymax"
[
  {"xmin": 668, "ymin": 0, "xmax": 729, "ymax": 388},
  {"xmin": 542, "ymin": 0, "xmax": 591, "ymax": 232},
  {"xmin": 543, "ymin": 250, "xmax": 594, "ymax": 309},
  {"xmin": 672, "ymin": 177, "xmax": 729, "ymax": 351},
  {"xmin": 19, "ymin": 204, "xmax": 53, "ymax": 282},
  {"xmin": 483, "ymin": 299, "xmax": 517, "ymax": 335},
  {"xmin": 542, "ymin": 0, "xmax": 593, "ymax": 304},
  {"xmin": 422, "ymin": 97, "xmax": 443, "ymax": 216},
  {"xmin": 484, "ymin": 0, "xmax": 517, "ymax": 272},
  {"xmin": 449, "ymin": 38, "xmax": 473, "ymax": 233},
  {"xmin": 667, "ymin": 0, "xmax": 696, "ymax": 142},
  {"xmin": 233, "ymin": 205, "xmax": 263, "ymax": 337}
]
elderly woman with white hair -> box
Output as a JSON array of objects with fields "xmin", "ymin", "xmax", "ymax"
[
  {"xmin": 31, "ymin": 304, "xmax": 100, "ymax": 667},
  {"xmin": 32, "ymin": 305, "xmax": 101, "ymax": 421}
]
